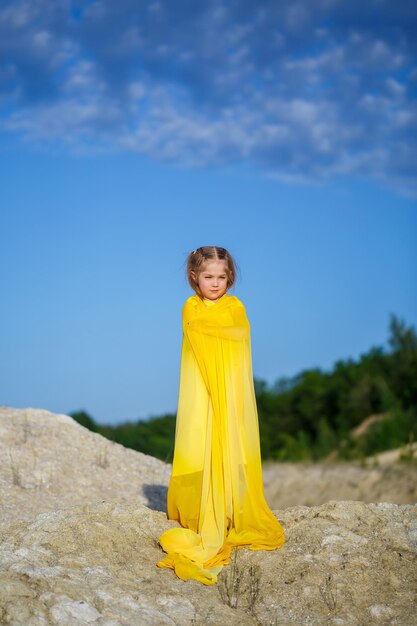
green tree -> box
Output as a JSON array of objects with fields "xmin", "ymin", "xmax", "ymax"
[
  {"xmin": 387, "ymin": 314, "xmax": 417, "ymax": 408},
  {"xmin": 70, "ymin": 410, "xmax": 99, "ymax": 432}
]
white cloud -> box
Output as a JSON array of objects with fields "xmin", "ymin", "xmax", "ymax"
[{"xmin": 0, "ymin": 0, "xmax": 415, "ymax": 196}]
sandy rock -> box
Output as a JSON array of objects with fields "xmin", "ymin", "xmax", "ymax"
[
  {"xmin": 350, "ymin": 412, "xmax": 388, "ymax": 437},
  {"xmin": 0, "ymin": 406, "xmax": 171, "ymax": 525},
  {"xmin": 0, "ymin": 499, "xmax": 416, "ymax": 625},
  {"xmin": 1, "ymin": 406, "xmax": 416, "ymax": 625},
  {"xmin": 263, "ymin": 459, "xmax": 417, "ymax": 509}
]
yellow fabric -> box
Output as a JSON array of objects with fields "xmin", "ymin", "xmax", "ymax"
[{"xmin": 156, "ymin": 293, "xmax": 285, "ymax": 584}]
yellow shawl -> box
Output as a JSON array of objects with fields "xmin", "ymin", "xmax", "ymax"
[{"xmin": 156, "ymin": 293, "xmax": 285, "ymax": 584}]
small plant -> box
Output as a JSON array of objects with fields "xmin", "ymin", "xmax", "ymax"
[
  {"xmin": 218, "ymin": 549, "xmax": 262, "ymax": 615},
  {"xmin": 246, "ymin": 563, "xmax": 262, "ymax": 615},
  {"xmin": 95, "ymin": 444, "xmax": 110, "ymax": 468},
  {"xmin": 218, "ymin": 549, "xmax": 243, "ymax": 609},
  {"xmin": 319, "ymin": 573, "xmax": 337, "ymax": 611},
  {"xmin": 9, "ymin": 451, "xmax": 24, "ymax": 488},
  {"xmin": 22, "ymin": 411, "xmax": 30, "ymax": 443}
]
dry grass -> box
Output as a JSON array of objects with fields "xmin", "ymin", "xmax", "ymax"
[
  {"xmin": 318, "ymin": 573, "xmax": 337, "ymax": 612},
  {"xmin": 218, "ymin": 548, "xmax": 262, "ymax": 615},
  {"xmin": 8, "ymin": 451, "xmax": 24, "ymax": 488},
  {"xmin": 95, "ymin": 443, "xmax": 110, "ymax": 468}
]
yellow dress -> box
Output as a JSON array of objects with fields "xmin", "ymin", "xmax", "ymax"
[{"xmin": 156, "ymin": 293, "xmax": 285, "ymax": 584}]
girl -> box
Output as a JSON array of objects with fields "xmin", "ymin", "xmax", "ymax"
[{"xmin": 156, "ymin": 246, "xmax": 285, "ymax": 585}]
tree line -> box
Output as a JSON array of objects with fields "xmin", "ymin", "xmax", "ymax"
[{"xmin": 71, "ymin": 314, "xmax": 417, "ymax": 463}]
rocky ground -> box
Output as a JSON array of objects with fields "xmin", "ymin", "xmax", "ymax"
[
  {"xmin": 263, "ymin": 459, "xmax": 417, "ymax": 510},
  {"xmin": 1, "ymin": 406, "xmax": 416, "ymax": 626},
  {"xmin": 0, "ymin": 406, "xmax": 171, "ymax": 526}
]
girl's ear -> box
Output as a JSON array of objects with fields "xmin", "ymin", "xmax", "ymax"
[{"xmin": 190, "ymin": 270, "xmax": 197, "ymax": 282}]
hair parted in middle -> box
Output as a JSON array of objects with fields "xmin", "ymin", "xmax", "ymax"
[{"xmin": 186, "ymin": 246, "xmax": 238, "ymax": 299}]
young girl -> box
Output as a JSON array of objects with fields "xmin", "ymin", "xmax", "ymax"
[{"xmin": 156, "ymin": 246, "xmax": 285, "ymax": 585}]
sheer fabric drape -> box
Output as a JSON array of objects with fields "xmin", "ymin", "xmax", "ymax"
[{"xmin": 156, "ymin": 293, "xmax": 285, "ymax": 584}]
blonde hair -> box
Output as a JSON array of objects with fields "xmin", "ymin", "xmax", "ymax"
[{"xmin": 186, "ymin": 246, "xmax": 238, "ymax": 299}]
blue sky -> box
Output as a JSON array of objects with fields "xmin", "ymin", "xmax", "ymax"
[{"xmin": 0, "ymin": 1, "xmax": 416, "ymax": 425}]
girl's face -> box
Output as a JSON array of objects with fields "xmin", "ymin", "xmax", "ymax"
[{"xmin": 192, "ymin": 260, "xmax": 229, "ymax": 301}]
